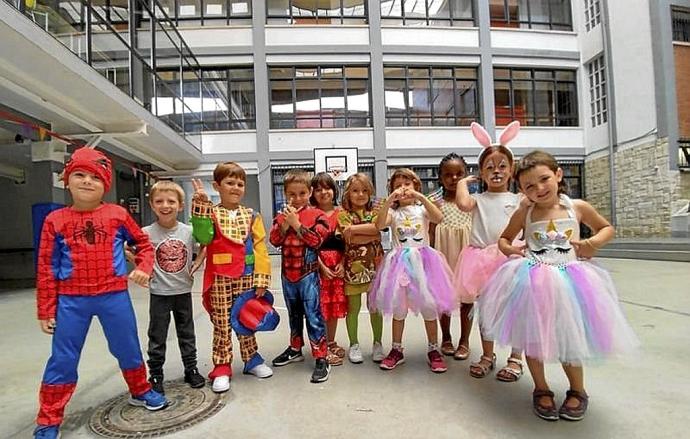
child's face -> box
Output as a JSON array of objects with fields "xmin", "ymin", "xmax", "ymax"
[
  {"xmin": 519, "ymin": 165, "xmax": 563, "ymax": 205},
  {"xmin": 440, "ymin": 159, "xmax": 466, "ymax": 193},
  {"xmin": 150, "ymin": 190, "xmax": 182, "ymax": 223},
  {"xmin": 67, "ymin": 169, "xmax": 105, "ymax": 207},
  {"xmin": 347, "ymin": 180, "xmax": 370, "ymax": 210},
  {"xmin": 392, "ymin": 176, "xmax": 416, "ymax": 205},
  {"xmin": 213, "ymin": 175, "xmax": 245, "ymax": 208},
  {"xmin": 480, "ymin": 151, "xmax": 512, "ymax": 191},
  {"xmin": 285, "ymin": 182, "xmax": 311, "ymax": 209},
  {"xmin": 313, "ymin": 184, "xmax": 334, "ymax": 209}
]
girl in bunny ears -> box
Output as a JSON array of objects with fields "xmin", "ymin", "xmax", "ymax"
[
  {"xmin": 477, "ymin": 150, "xmax": 637, "ymax": 421},
  {"xmin": 453, "ymin": 121, "xmax": 525, "ymax": 381}
]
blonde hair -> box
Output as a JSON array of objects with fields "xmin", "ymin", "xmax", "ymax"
[
  {"xmin": 283, "ymin": 169, "xmax": 311, "ymax": 190},
  {"xmin": 342, "ymin": 173, "xmax": 375, "ymax": 212},
  {"xmin": 149, "ymin": 180, "xmax": 185, "ymax": 204},
  {"xmin": 388, "ymin": 168, "xmax": 421, "ymax": 194},
  {"xmin": 213, "ymin": 161, "xmax": 246, "ymax": 184}
]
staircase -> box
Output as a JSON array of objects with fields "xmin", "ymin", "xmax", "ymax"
[{"xmin": 598, "ymin": 238, "xmax": 690, "ymax": 262}]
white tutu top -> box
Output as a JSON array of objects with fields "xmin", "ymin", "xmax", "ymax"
[
  {"xmin": 469, "ymin": 192, "xmax": 520, "ymax": 248},
  {"xmin": 390, "ymin": 204, "xmax": 429, "ymax": 248},
  {"xmin": 526, "ymin": 195, "xmax": 579, "ymax": 266}
]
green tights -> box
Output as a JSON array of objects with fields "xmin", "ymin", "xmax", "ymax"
[{"xmin": 346, "ymin": 294, "xmax": 382, "ymax": 345}]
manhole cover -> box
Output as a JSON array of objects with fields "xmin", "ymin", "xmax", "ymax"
[{"xmin": 88, "ymin": 379, "xmax": 226, "ymax": 437}]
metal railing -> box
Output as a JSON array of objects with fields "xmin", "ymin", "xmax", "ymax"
[
  {"xmin": 679, "ymin": 139, "xmax": 690, "ymax": 170},
  {"xmin": 4, "ymin": 0, "xmax": 229, "ymax": 150}
]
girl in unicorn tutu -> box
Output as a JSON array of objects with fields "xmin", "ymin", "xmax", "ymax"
[
  {"xmin": 370, "ymin": 168, "xmax": 456, "ymax": 373},
  {"xmin": 478, "ymin": 150, "xmax": 638, "ymax": 422},
  {"xmin": 454, "ymin": 121, "xmax": 524, "ymax": 381}
]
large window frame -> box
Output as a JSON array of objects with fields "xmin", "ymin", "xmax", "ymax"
[
  {"xmin": 489, "ymin": 0, "xmax": 573, "ymax": 31},
  {"xmin": 269, "ymin": 65, "xmax": 372, "ymax": 130},
  {"xmin": 494, "ymin": 68, "xmax": 578, "ymax": 127},
  {"xmin": 380, "ymin": 0, "xmax": 475, "ymax": 27},
  {"xmin": 383, "ymin": 65, "xmax": 480, "ymax": 127},
  {"xmin": 154, "ymin": 0, "xmax": 252, "ymax": 26},
  {"xmin": 584, "ymin": 0, "xmax": 600, "ymax": 32},
  {"xmin": 587, "ymin": 55, "xmax": 607, "ymax": 127},
  {"xmin": 672, "ymin": 8, "xmax": 690, "ymax": 42},
  {"xmin": 266, "ymin": 0, "xmax": 368, "ymax": 24}
]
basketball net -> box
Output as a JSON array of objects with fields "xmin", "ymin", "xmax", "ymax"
[{"xmin": 328, "ymin": 166, "xmax": 345, "ymax": 181}]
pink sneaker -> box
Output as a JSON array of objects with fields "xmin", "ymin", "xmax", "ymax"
[
  {"xmin": 380, "ymin": 348, "xmax": 405, "ymax": 370},
  {"xmin": 427, "ymin": 350, "xmax": 448, "ymax": 373}
]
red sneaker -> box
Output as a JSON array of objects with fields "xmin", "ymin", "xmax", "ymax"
[
  {"xmin": 427, "ymin": 350, "xmax": 448, "ymax": 373},
  {"xmin": 379, "ymin": 348, "xmax": 405, "ymax": 370}
]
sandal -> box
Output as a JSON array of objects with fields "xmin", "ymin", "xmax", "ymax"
[
  {"xmin": 440, "ymin": 340, "xmax": 455, "ymax": 356},
  {"xmin": 469, "ymin": 354, "xmax": 496, "ymax": 378},
  {"xmin": 326, "ymin": 351, "xmax": 344, "ymax": 366},
  {"xmin": 453, "ymin": 344, "xmax": 470, "ymax": 361},
  {"xmin": 559, "ymin": 390, "xmax": 589, "ymax": 421},
  {"xmin": 496, "ymin": 357, "xmax": 524, "ymax": 382},
  {"xmin": 532, "ymin": 389, "xmax": 559, "ymax": 421},
  {"xmin": 328, "ymin": 342, "xmax": 346, "ymax": 359}
]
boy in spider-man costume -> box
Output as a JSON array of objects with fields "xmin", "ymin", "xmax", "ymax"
[
  {"xmin": 269, "ymin": 169, "xmax": 331, "ymax": 383},
  {"xmin": 33, "ymin": 147, "xmax": 167, "ymax": 439}
]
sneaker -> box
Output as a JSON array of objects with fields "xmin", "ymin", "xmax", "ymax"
[
  {"xmin": 379, "ymin": 348, "xmax": 405, "ymax": 370},
  {"xmin": 211, "ymin": 375, "xmax": 230, "ymax": 393},
  {"xmin": 272, "ymin": 347, "xmax": 304, "ymax": 366},
  {"xmin": 246, "ymin": 362, "xmax": 274, "ymax": 378},
  {"xmin": 310, "ymin": 358, "xmax": 331, "ymax": 383},
  {"xmin": 348, "ymin": 344, "xmax": 363, "ymax": 364},
  {"xmin": 148, "ymin": 375, "xmax": 165, "ymax": 395},
  {"xmin": 427, "ymin": 350, "xmax": 448, "ymax": 373},
  {"xmin": 184, "ymin": 368, "xmax": 206, "ymax": 388},
  {"xmin": 128, "ymin": 389, "xmax": 168, "ymax": 411},
  {"xmin": 371, "ymin": 341, "xmax": 385, "ymax": 363},
  {"xmin": 34, "ymin": 425, "xmax": 59, "ymax": 439}
]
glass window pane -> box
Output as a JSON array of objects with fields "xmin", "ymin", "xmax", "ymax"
[
  {"xmin": 385, "ymin": 79, "xmax": 407, "ymax": 118},
  {"xmin": 529, "ymin": 0, "xmax": 550, "ymax": 24},
  {"xmin": 428, "ymin": 0, "xmax": 450, "ymax": 19},
  {"xmin": 409, "ymin": 67, "xmax": 430, "ymax": 78},
  {"xmin": 455, "ymin": 79, "xmax": 477, "ymax": 118},
  {"xmin": 205, "ymin": 0, "xmax": 226, "ymax": 17},
  {"xmin": 431, "ymin": 78, "xmax": 454, "ymax": 118},
  {"xmin": 494, "ymin": 80, "xmax": 511, "ymax": 125},
  {"xmin": 178, "ymin": 0, "xmax": 200, "ymax": 17},
  {"xmin": 271, "ymin": 80, "xmax": 293, "ymax": 119},
  {"xmin": 512, "ymin": 69, "xmax": 532, "ymax": 80},
  {"xmin": 431, "ymin": 67, "xmax": 453, "ymax": 77},
  {"xmin": 454, "ymin": 67, "xmax": 477, "ymax": 79},
  {"xmin": 321, "ymin": 66, "xmax": 343, "ymax": 78},
  {"xmin": 381, "ymin": 0, "xmax": 403, "ymax": 17},
  {"xmin": 513, "ymin": 80, "xmax": 533, "ymax": 124},
  {"xmin": 270, "ymin": 67, "xmax": 294, "ymax": 79},
  {"xmin": 450, "ymin": 0, "xmax": 473, "ymax": 19},
  {"xmin": 549, "ymin": 0, "xmax": 571, "ymax": 26},
  {"xmin": 321, "ymin": 78, "xmax": 346, "ymax": 117},
  {"xmin": 556, "ymin": 71, "xmax": 576, "ymax": 81},
  {"xmin": 346, "ymin": 66, "xmax": 369, "ymax": 78},
  {"xmin": 268, "ymin": 0, "xmax": 289, "ymax": 16},
  {"xmin": 384, "ymin": 66, "xmax": 406, "ymax": 78},
  {"xmin": 404, "ymin": 0, "xmax": 428, "ymax": 19},
  {"xmin": 295, "ymin": 78, "xmax": 321, "ymax": 118},
  {"xmin": 231, "ymin": 80, "xmax": 255, "ymax": 123},
  {"xmin": 229, "ymin": 0, "xmax": 251, "ymax": 15},
  {"xmin": 409, "ymin": 78, "xmax": 431, "ymax": 118},
  {"xmin": 347, "ymin": 79, "xmax": 370, "ymax": 118},
  {"xmin": 489, "ymin": 0, "xmax": 506, "ymax": 23}
]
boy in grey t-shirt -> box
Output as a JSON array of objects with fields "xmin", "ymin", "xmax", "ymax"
[{"xmin": 142, "ymin": 181, "xmax": 206, "ymax": 394}]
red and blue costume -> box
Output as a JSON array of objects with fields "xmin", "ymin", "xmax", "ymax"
[
  {"xmin": 270, "ymin": 206, "xmax": 330, "ymax": 358},
  {"xmin": 35, "ymin": 150, "xmax": 154, "ymax": 428}
]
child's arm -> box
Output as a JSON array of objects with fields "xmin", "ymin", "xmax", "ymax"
[
  {"xmin": 456, "ymin": 176, "xmax": 478, "ymax": 212},
  {"xmin": 498, "ymin": 206, "xmax": 528, "ymax": 257},
  {"xmin": 123, "ymin": 214, "xmax": 154, "ymax": 288},
  {"xmin": 36, "ymin": 216, "xmax": 58, "ymax": 333},
  {"xmin": 269, "ymin": 213, "xmax": 288, "ymax": 247},
  {"xmin": 413, "ymin": 191, "xmax": 443, "ymax": 224},
  {"xmin": 293, "ymin": 210, "xmax": 329, "ymax": 249},
  {"xmin": 375, "ymin": 189, "xmax": 402, "ymax": 230},
  {"xmin": 571, "ymin": 199, "xmax": 615, "ymax": 259},
  {"xmin": 251, "ymin": 213, "xmax": 272, "ymax": 297},
  {"xmin": 190, "ymin": 178, "xmax": 215, "ymax": 245},
  {"xmin": 190, "ymin": 246, "xmax": 206, "ymax": 277}
]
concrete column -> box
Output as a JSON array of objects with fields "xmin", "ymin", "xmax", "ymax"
[
  {"xmin": 368, "ymin": 0, "xmax": 389, "ymax": 196},
  {"xmin": 474, "ymin": 0, "xmax": 495, "ymax": 134}
]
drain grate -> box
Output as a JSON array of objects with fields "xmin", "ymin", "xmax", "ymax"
[{"xmin": 88, "ymin": 379, "xmax": 226, "ymax": 437}]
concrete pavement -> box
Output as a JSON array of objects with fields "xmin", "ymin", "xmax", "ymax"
[{"xmin": 1, "ymin": 257, "xmax": 689, "ymax": 438}]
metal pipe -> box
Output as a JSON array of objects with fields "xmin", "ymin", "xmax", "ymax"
[{"xmin": 601, "ymin": 0, "xmax": 617, "ymax": 227}]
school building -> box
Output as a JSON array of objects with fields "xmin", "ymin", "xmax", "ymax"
[{"xmin": 0, "ymin": 0, "xmax": 689, "ymax": 283}]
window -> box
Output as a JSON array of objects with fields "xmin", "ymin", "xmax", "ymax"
[
  {"xmin": 267, "ymin": 0, "xmax": 367, "ymax": 24},
  {"xmin": 489, "ymin": 0, "xmax": 572, "ymax": 30},
  {"xmin": 271, "ymin": 163, "xmax": 375, "ymax": 215},
  {"xmin": 494, "ymin": 68, "xmax": 578, "ymax": 127},
  {"xmin": 672, "ymin": 8, "xmax": 690, "ymax": 42},
  {"xmin": 154, "ymin": 0, "xmax": 251, "ymax": 26},
  {"xmin": 269, "ymin": 66, "xmax": 371, "ymax": 129},
  {"xmin": 583, "ymin": 0, "xmax": 600, "ymax": 32},
  {"xmin": 156, "ymin": 67, "xmax": 256, "ymax": 132},
  {"xmin": 384, "ymin": 66, "xmax": 479, "ymax": 126},
  {"xmin": 587, "ymin": 56, "xmax": 607, "ymax": 127},
  {"xmin": 380, "ymin": 0, "xmax": 474, "ymax": 27}
]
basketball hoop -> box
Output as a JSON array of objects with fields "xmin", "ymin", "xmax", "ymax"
[{"xmin": 328, "ymin": 165, "xmax": 346, "ymax": 181}]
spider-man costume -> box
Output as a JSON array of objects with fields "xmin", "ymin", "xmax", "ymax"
[
  {"xmin": 270, "ymin": 206, "xmax": 329, "ymax": 358},
  {"xmin": 35, "ymin": 202, "xmax": 154, "ymax": 426}
]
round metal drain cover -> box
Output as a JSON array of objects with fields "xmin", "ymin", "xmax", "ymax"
[{"xmin": 89, "ymin": 379, "xmax": 225, "ymax": 437}]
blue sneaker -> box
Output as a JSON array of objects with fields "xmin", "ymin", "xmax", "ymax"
[
  {"xmin": 34, "ymin": 425, "xmax": 59, "ymax": 439},
  {"xmin": 128, "ymin": 389, "xmax": 168, "ymax": 411}
]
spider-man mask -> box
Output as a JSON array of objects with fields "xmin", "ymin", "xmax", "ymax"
[{"xmin": 63, "ymin": 147, "xmax": 113, "ymax": 193}]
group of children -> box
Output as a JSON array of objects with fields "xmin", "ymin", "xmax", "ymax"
[{"xmin": 33, "ymin": 120, "xmax": 638, "ymax": 437}]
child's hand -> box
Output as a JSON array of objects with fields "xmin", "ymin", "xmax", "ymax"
[
  {"xmin": 333, "ymin": 263, "xmax": 344, "ymax": 278},
  {"xmin": 284, "ymin": 205, "xmax": 300, "ymax": 229},
  {"xmin": 571, "ymin": 239, "xmax": 598, "ymax": 259},
  {"xmin": 255, "ymin": 287, "xmax": 267, "ymax": 298},
  {"xmin": 124, "ymin": 246, "xmax": 136, "ymax": 264},
  {"xmin": 388, "ymin": 187, "xmax": 405, "ymax": 203},
  {"xmin": 504, "ymin": 243, "xmax": 526, "ymax": 258},
  {"xmin": 320, "ymin": 264, "xmax": 335, "ymax": 279},
  {"xmin": 191, "ymin": 178, "xmax": 209, "ymax": 203},
  {"xmin": 342, "ymin": 226, "xmax": 353, "ymax": 244},
  {"xmin": 129, "ymin": 269, "xmax": 150, "ymax": 288},
  {"xmin": 409, "ymin": 189, "xmax": 426, "ymax": 201},
  {"xmin": 189, "ymin": 261, "xmax": 203, "ymax": 277},
  {"xmin": 39, "ymin": 318, "xmax": 56, "ymax": 335},
  {"xmin": 459, "ymin": 175, "xmax": 478, "ymax": 186}
]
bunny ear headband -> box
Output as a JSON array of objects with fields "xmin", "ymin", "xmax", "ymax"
[{"xmin": 471, "ymin": 120, "xmax": 520, "ymax": 164}]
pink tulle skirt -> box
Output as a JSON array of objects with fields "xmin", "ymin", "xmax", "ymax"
[
  {"xmin": 477, "ymin": 258, "xmax": 639, "ymax": 363},
  {"xmin": 453, "ymin": 244, "xmax": 508, "ymax": 303}
]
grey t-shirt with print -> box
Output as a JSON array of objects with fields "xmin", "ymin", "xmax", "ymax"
[{"xmin": 143, "ymin": 222, "xmax": 195, "ymax": 296}]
